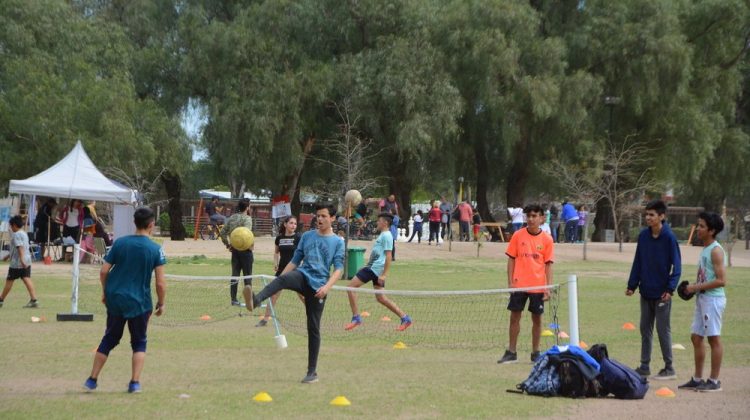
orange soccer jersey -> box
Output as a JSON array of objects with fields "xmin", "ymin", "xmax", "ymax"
[{"xmin": 505, "ymin": 228, "xmax": 554, "ymax": 292}]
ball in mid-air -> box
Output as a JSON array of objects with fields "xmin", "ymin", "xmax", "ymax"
[
  {"xmin": 345, "ymin": 189, "xmax": 362, "ymax": 206},
  {"xmin": 230, "ymin": 227, "xmax": 254, "ymax": 251}
]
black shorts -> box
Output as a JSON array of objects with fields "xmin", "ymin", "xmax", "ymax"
[
  {"xmin": 355, "ymin": 267, "xmax": 384, "ymax": 287},
  {"xmin": 507, "ymin": 292, "xmax": 545, "ymax": 314},
  {"xmin": 7, "ymin": 267, "xmax": 31, "ymax": 280}
]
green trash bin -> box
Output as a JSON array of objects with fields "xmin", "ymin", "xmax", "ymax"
[{"xmin": 346, "ymin": 247, "xmax": 366, "ymax": 279}]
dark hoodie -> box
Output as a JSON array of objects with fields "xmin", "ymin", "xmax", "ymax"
[{"xmin": 627, "ymin": 222, "xmax": 681, "ymax": 299}]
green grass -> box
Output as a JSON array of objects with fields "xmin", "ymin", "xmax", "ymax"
[{"xmin": 1, "ymin": 256, "xmax": 748, "ymax": 419}]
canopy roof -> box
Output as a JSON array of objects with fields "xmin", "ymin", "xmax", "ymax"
[{"xmin": 9, "ymin": 141, "xmax": 135, "ymax": 203}]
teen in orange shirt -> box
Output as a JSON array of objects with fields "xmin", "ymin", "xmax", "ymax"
[{"xmin": 498, "ymin": 204, "xmax": 554, "ymax": 364}]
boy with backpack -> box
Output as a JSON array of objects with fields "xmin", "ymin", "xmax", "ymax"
[{"xmin": 678, "ymin": 212, "xmax": 727, "ymax": 392}]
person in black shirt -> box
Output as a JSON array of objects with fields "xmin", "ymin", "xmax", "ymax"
[{"xmin": 257, "ymin": 216, "xmax": 300, "ymax": 327}]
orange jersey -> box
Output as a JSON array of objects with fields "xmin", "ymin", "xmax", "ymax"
[{"xmin": 506, "ymin": 228, "xmax": 554, "ymax": 292}]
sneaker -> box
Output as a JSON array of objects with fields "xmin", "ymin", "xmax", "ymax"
[
  {"xmin": 497, "ymin": 350, "xmax": 518, "ymax": 364},
  {"xmin": 678, "ymin": 377, "xmax": 705, "ymax": 390},
  {"xmin": 255, "ymin": 319, "xmax": 268, "ymax": 327},
  {"xmin": 530, "ymin": 351, "xmax": 541, "ymax": 363},
  {"xmin": 697, "ymin": 379, "xmax": 722, "ymax": 392},
  {"xmin": 635, "ymin": 366, "xmax": 651, "ymax": 378},
  {"xmin": 23, "ymin": 300, "xmax": 39, "ymax": 308},
  {"xmin": 397, "ymin": 315, "xmax": 412, "ymax": 331},
  {"xmin": 0, "ymin": 299, "xmax": 4, "ymax": 308},
  {"xmin": 301, "ymin": 373, "xmax": 318, "ymax": 384},
  {"xmin": 242, "ymin": 285, "xmax": 254, "ymax": 312},
  {"xmin": 653, "ymin": 367, "xmax": 676, "ymax": 380},
  {"xmin": 345, "ymin": 315, "xmax": 362, "ymax": 331},
  {"xmin": 127, "ymin": 381, "xmax": 142, "ymax": 393},
  {"xmin": 83, "ymin": 377, "xmax": 97, "ymax": 392},
  {"xmin": 230, "ymin": 300, "xmax": 240, "ymax": 306}
]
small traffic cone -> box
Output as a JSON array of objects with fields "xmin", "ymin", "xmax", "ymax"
[
  {"xmin": 655, "ymin": 387, "xmax": 675, "ymax": 398},
  {"xmin": 253, "ymin": 392, "xmax": 273, "ymax": 402},
  {"xmin": 622, "ymin": 322, "xmax": 636, "ymax": 330},
  {"xmin": 330, "ymin": 396, "xmax": 351, "ymax": 406},
  {"xmin": 393, "ymin": 341, "xmax": 408, "ymax": 349}
]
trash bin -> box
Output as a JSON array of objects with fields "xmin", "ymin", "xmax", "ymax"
[{"xmin": 346, "ymin": 247, "xmax": 366, "ymax": 279}]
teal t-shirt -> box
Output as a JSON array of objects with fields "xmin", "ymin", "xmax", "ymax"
[
  {"xmin": 367, "ymin": 231, "xmax": 393, "ymax": 276},
  {"xmin": 697, "ymin": 241, "xmax": 726, "ymax": 297},
  {"xmin": 291, "ymin": 231, "xmax": 345, "ymax": 290},
  {"xmin": 104, "ymin": 235, "xmax": 167, "ymax": 318}
]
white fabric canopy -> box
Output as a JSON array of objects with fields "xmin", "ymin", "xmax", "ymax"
[{"xmin": 9, "ymin": 141, "xmax": 135, "ymax": 203}]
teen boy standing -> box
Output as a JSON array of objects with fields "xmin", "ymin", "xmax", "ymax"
[
  {"xmin": 84, "ymin": 207, "xmax": 167, "ymax": 393},
  {"xmin": 678, "ymin": 212, "xmax": 727, "ymax": 392},
  {"xmin": 626, "ymin": 200, "xmax": 681, "ymax": 380},
  {"xmin": 498, "ymin": 204, "xmax": 554, "ymax": 364}
]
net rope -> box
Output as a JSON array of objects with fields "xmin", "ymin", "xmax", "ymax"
[{"xmin": 73, "ymin": 268, "xmax": 565, "ymax": 350}]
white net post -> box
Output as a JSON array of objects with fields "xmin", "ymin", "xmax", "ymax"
[
  {"xmin": 71, "ymin": 244, "xmax": 81, "ymax": 314},
  {"xmin": 568, "ymin": 274, "xmax": 579, "ymax": 346}
]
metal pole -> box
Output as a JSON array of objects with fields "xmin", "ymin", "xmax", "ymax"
[
  {"xmin": 568, "ymin": 274, "xmax": 579, "ymax": 346},
  {"xmin": 71, "ymin": 244, "xmax": 80, "ymax": 314}
]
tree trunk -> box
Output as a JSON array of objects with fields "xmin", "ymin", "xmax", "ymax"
[
  {"xmin": 474, "ymin": 140, "xmax": 494, "ymax": 222},
  {"xmin": 282, "ymin": 135, "xmax": 316, "ymax": 216},
  {"xmin": 161, "ymin": 170, "xmax": 186, "ymax": 241},
  {"xmin": 506, "ymin": 125, "xmax": 532, "ymax": 206},
  {"xmin": 592, "ymin": 198, "xmax": 613, "ymax": 242}
]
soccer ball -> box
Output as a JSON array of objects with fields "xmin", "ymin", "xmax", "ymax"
[
  {"xmin": 230, "ymin": 227, "xmax": 254, "ymax": 251},
  {"xmin": 345, "ymin": 189, "xmax": 362, "ymax": 206}
]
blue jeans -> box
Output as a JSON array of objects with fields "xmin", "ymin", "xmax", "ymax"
[{"xmin": 564, "ymin": 220, "xmax": 578, "ymax": 243}]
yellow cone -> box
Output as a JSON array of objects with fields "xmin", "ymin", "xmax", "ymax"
[
  {"xmin": 393, "ymin": 341, "xmax": 408, "ymax": 349},
  {"xmin": 330, "ymin": 396, "xmax": 351, "ymax": 406},
  {"xmin": 541, "ymin": 329, "xmax": 554, "ymax": 337},
  {"xmin": 360, "ymin": 311, "xmax": 370, "ymax": 317},
  {"xmin": 655, "ymin": 387, "xmax": 675, "ymax": 398},
  {"xmin": 253, "ymin": 392, "xmax": 273, "ymax": 402}
]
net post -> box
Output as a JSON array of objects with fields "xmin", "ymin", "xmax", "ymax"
[
  {"xmin": 72, "ymin": 244, "xmax": 80, "ymax": 314},
  {"xmin": 567, "ymin": 274, "xmax": 579, "ymax": 346},
  {"xmin": 262, "ymin": 276, "xmax": 287, "ymax": 349}
]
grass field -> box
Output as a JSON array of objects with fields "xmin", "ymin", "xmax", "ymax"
[{"xmin": 1, "ymin": 254, "xmax": 748, "ymax": 419}]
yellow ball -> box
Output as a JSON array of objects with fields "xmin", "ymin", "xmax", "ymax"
[
  {"xmin": 230, "ymin": 227, "xmax": 254, "ymax": 251},
  {"xmin": 345, "ymin": 189, "xmax": 362, "ymax": 206}
]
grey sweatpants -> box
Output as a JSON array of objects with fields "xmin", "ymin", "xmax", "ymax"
[{"xmin": 639, "ymin": 297, "xmax": 673, "ymax": 369}]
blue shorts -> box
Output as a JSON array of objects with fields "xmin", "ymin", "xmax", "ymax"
[{"xmin": 355, "ymin": 267, "xmax": 384, "ymax": 287}]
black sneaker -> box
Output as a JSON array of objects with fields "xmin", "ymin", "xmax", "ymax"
[
  {"xmin": 497, "ymin": 350, "xmax": 518, "ymax": 364},
  {"xmin": 23, "ymin": 300, "xmax": 39, "ymax": 308},
  {"xmin": 697, "ymin": 379, "xmax": 722, "ymax": 392},
  {"xmin": 0, "ymin": 299, "xmax": 4, "ymax": 308},
  {"xmin": 255, "ymin": 319, "xmax": 268, "ymax": 327},
  {"xmin": 635, "ymin": 366, "xmax": 651, "ymax": 378},
  {"xmin": 301, "ymin": 372, "xmax": 318, "ymax": 384},
  {"xmin": 653, "ymin": 367, "xmax": 676, "ymax": 380},
  {"xmin": 678, "ymin": 377, "xmax": 704, "ymax": 390},
  {"xmin": 530, "ymin": 351, "xmax": 541, "ymax": 363}
]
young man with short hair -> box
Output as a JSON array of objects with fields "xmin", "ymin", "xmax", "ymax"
[
  {"xmin": 84, "ymin": 207, "xmax": 167, "ymax": 393},
  {"xmin": 678, "ymin": 212, "xmax": 727, "ymax": 392},
  {"xmin": 344, "ymin": 213, "xmax": 412, "ymax": 331},
  {"xmin": 245, "ymin": 204, "xmax": 345, "ymax": 384},
  {"xmin": 626, "ymin": 200, "xmax": 681, "ymax": 380},
  {"xmin": 220, "ymin": 198, "xmax": 254, "ymax": 306},
  {"xmin": 1, "ymin": 215, "xmax": 38, "ymax": 308},
  {"xmin": 498, "ymin": 204, "xmax": 554, "ymax": 364}
]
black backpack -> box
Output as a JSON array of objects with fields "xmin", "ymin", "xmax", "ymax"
[{"xmin": 556, "ymin": 358, "xmax": 604, "ymax": 398}]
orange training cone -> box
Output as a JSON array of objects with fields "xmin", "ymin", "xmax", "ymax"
[
  {"xmin": 381, "ymin": 316, "xmax": 391, "ymax": 322},
  {"xmin": 360, "ymin": 311, "xmax": 370, "ymax": 317},
  {"xmin": 200, "ymin": 314, "xmax": 212, "ymax": 321},
  {"xmin": 655, "ymin": 387, "xmax": 675, "ymax": 398},
  {"xmin": 578, "ymin": 341, "xmax": 588, "ymax": 349},
  {"xmin": 622, "ymin": 322, "xmax": 636, "ymax": 330},
  {"xmin": 558, "ymin": 331, "xmax": 569, "ymax": 339}
]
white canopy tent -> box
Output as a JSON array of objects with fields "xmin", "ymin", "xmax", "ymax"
[
  {"xmin": 9, "ymin": 141, "xmax": 136, "ymax": 203},
  {"xmin": 8, "ymin": 141, "xmax": 137, "ymax": 321}
]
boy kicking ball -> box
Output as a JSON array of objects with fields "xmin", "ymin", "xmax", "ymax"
[
  {"xmin": 344, "ymin": 213, "xmax": 412, "ymax": 331},
  {"xmin": 678, "ymin": 212, "xmax": 727, "ymax": 392}
]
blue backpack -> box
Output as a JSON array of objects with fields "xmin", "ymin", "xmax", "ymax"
[
  {"xmin": 515, "ymin": 354, "xmax": 560, "ymax": 397},
  {"xmin": 588, "ymin": 344, "xmax": 648, "ymax": 399}
]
